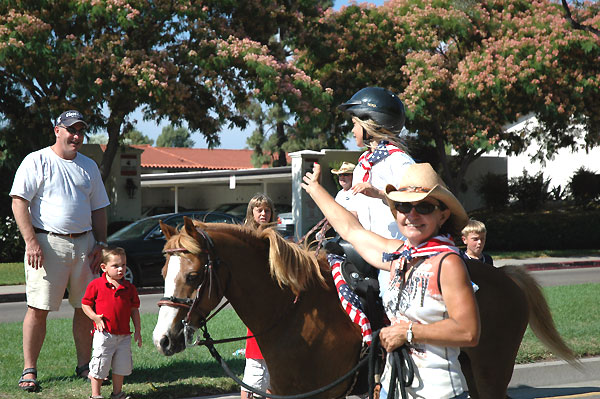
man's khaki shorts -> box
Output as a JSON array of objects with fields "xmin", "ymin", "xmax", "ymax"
[
  {"xmin": 89, "ymin": 331, "xmax": 133, "ymax": 379},
  {"xmin": 25, "ymin": 231, "xmax": 96, "ymax": 311}
]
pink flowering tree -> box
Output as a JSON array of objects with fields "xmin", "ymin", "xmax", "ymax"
[
  {"xmin": 294, "ymin": 0, "xmax": 600, "ymax": 192},
  {"xmin": 0, "ymin": 0, "xmax": 332, "ymax": 179}
]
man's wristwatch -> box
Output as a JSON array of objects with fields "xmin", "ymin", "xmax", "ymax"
[
  {"xmin": 96, "ymin": 241, "xmax": 109, "ymax": 248},
  {"xmin": 406, "ymin": 322, "xmax": 414, "ymax": 344}
]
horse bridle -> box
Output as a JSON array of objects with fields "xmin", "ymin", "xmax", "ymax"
[{"xmin": 157, "ymin": 227, "xmax": 224, "ymax": 346}]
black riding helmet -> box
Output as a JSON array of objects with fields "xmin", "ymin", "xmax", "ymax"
[{"xmin": 338, "ymin": 87, "xmax": 406, "ymax": 134}]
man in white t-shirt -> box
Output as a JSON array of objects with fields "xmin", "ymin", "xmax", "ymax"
[
  {"xmin": 331, "ymin": 162, "xmax": 356, "ymax": 210},
  {"xmin": 10, "ymin": 110, "xmax": 110, "ymax": 392}
]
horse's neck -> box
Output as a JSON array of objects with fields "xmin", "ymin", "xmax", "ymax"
[{"xmin": 216, "ymin": 234, "xmax": 293, "ymax": 330}]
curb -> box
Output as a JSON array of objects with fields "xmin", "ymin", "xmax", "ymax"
[{"xmin": 524, "ymin": 261, "xmax": 600, "ymax": 271}]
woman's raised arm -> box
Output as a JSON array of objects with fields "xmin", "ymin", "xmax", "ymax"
[{"xmin": 301, "ymin": 163, "xmax": 400, "ymax": 270}]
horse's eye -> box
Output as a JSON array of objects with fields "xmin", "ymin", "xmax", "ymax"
[{"xmin": 185, "ymin": 272, "xmax": 201, "ymax": 284}]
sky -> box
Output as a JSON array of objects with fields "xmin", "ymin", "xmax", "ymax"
[{"xmin": 130, "ymin": 0, "xmax": 385, "ymax": 151}]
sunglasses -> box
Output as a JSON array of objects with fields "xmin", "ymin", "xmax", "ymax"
[
  {"xmin": 393, "ymin": 201, "xmax": 441, "ymax": 215},
  {"xmin": 59, "ymin": 125, "xmax": 86, "ymax": 136}
]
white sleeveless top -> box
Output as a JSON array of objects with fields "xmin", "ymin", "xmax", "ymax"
[{"xmin": 380, "ymin": 255, "xmax": 465, "ymax": 399}]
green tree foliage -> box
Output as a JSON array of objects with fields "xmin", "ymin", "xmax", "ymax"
[
  {"xmin": 123, "ymin": 128, "xmax": 154, "ymax": 145},
  {"xmin": 87, "ymin": 134, "xmax": 108, "ymax": 145},
  {"xmin": 156, "ymin": 125, "xmax": 194, "ymax": 148},
  {"xmin": 0, "ymin": 0, "xmax": 332, "ymax": 182},
  {"xmin": 294, "ymin": 0, "xmax": 600, "ymax": 192}
]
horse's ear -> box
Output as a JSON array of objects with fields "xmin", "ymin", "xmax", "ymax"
[
  {"xmin": 160, "ymin": 220, "xmax": 177, "ymax": 239},
  {"xmin": 182, "ymin": 216, "xmax": 197, "ymax": 236}
]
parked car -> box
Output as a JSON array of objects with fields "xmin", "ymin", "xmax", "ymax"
[
  {"xmin": 210, "ymin": 202, "xmax": 292, "ymax": 219},
  {"xmin": 107, "ymin": 211, "xmax": 242, "ymax": 287},
  {"xmin": 275, "ymin": 212, "xmax": 295, "ymax": 239}
]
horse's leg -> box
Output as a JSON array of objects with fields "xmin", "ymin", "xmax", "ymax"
[{"xmin": 458, "ymin": 352, "xmax": 478, "ymax": 399}]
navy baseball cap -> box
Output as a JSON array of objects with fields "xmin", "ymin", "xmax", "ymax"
[{"xmin": 56, "ymin": 110, "xmax": 88, "ymax": 127}]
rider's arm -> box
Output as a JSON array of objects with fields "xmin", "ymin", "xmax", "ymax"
[{"xmin": 301, "ymin": 163, "xmax": 399, "ymax": 270}]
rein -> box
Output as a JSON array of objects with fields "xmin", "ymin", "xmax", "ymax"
[{"xmin": 158, "ymin": 226, "xmax": 414, "ymax": 398}]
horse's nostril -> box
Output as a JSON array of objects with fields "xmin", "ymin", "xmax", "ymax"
[{"xmin": 160, "ymin": 335, "xmax": 170, "ymax": 350}]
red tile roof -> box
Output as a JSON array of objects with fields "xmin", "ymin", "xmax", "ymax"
[{"xmin": 132, "ymin": 145, "xmax": 256, "ymax": 170}]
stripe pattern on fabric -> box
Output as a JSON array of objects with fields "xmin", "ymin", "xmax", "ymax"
[
  {"xmin": 381, "ymin": 234, "xmax": 459, "ymax": 263},
  {"xmin": 328, "ymin": 254, "xmax": 373, "ymax": 345},
  {"xmin": 357, "ymin": 141, "xmax": 405, "ymax": 182}
]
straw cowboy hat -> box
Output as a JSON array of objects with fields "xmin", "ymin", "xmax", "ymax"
[
  {"xmin": 384, "ymin": 163, "xmax": 469, "ymax": 233},
  {"xmin": 331, "ymin": 162, "xmax": 356, "ymax": 175}
]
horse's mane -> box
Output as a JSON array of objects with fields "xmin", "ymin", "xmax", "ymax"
[
  {"xmin": 165, "ymin": 220, "xmax": 327, "ymax": 296},
  {"xmin": 258, "ymin": 227, "xmax": 328, "ymax": 296}
]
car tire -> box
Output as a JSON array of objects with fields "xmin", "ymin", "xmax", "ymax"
[{"xmin": 125, "ymin": 262, "xmax": 142, "ymax": 286}]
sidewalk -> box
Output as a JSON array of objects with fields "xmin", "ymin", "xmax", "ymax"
[
  {"xmin": 1, "ymin": 256, "xmax": 599, "ymax": 303},
  {"xmin": 0, "ymin": 284, "xmax": 161, "ymax": 303}
]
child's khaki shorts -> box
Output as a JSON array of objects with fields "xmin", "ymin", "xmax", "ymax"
[{"xmin": 89, "ymin": 331, "xmax": 133, "ymax": 379}]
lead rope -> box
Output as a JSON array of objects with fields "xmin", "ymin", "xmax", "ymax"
[
  {"xmin": 368, "ymin": 330, "xmax": 414, "ymax": 399},
  {"xmin": 202, "ymin": 326, "xmax": 370, "ymax": 399}
]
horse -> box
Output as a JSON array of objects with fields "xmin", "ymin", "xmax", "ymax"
[{"xmin": 152, "ymin": 217, "xmax": 577, "ymax": 399}]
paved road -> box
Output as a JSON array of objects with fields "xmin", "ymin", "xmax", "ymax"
[
  {"xmin": 529, "ymin": 267, "xmax": 600, "ymax": 287},
  {"xmin": 0, "ymin": 292, "xmax": 163, "ymax": 323}
]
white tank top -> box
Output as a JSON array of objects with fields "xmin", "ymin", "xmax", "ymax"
[{"xmin": 381, "ymin": 254, "xmax": 465, "ymax": 399}]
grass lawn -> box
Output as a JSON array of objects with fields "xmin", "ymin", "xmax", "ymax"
[
  {"xmin": 0, "ymin": 309, "xmax": 246, "ymax": 399},
  {"xmin": 0, "ymin": 284, "xmax": 599, "ymax": 398},
  {"xmin": 0, "ymin": 262, "xmax": 25, "ymax": 286}
]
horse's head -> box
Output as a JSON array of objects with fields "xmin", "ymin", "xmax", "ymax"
[{"xmin": 152, "ymin": 216, "xmax": 226, "ymax": 356}]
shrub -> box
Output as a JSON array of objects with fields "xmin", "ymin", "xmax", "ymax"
[
  {"xmin": 477, "ymin": 172, "xmax": 509, "ymax": 209},
  {"xmin": 508, "ymin": 170, "xmax": 550, "ymax": 211},
  {"xmin": 569, "ymin": 167, "xmax": 600, "ymax": 205},
  {"xmin": 0, "ymin": 215, "xmax": 24, "ymax": 262},
  {"xmin": 469, "ymin": 207, "xmax": 600, "ymax": 251}
]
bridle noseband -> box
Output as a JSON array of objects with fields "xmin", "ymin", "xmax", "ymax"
[{"xmin": 157, "ymin": 227, "xmax": 223, "ymax": 346}]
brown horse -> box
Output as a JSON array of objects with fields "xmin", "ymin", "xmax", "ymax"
[{"xmin": 152, "ymin": 217, "xmax": 577, "ymax": 399}]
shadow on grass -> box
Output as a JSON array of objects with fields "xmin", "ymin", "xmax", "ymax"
[{"xmin": 128, "ymin": 357, "xmax": 245, "ymax": 384}]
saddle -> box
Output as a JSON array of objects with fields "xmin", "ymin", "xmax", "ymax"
[{"xmin": 324, "ymin": 236, "xmax": 387, "ymax": 397}]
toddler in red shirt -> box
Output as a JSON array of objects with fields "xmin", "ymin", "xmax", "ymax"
[{"xmin": 82, "ymin": 247, "xmax": 141, "ymax": 399}]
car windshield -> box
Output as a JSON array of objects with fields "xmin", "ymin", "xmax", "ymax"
[
  {"xmin": 108, "ymin": 212, "xmax": 238, "ymax": 241},
  {"xmin": 108, "ymin": 216, "xmax": 164, "ymax": 240}
]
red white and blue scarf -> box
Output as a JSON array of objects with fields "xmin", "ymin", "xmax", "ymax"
[
  {"xmin": 357, "ymin": 140, "xmax": 405, "ymax": 182},
  {"xmin": 381, "ymin": 234, "xmax": 459, "ymax": 263}
]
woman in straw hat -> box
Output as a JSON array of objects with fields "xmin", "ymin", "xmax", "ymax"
[{"xmin": 302, "ymin": 162, "xmax": 479, "ymax": 399}]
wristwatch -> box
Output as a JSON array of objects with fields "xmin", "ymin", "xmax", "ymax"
[
  {"xmin": 406, "ymin": 322, "xmax": 414, "ymax": 344},
  {"xmin": 96, "ymin": 241, "xmax": 109, "ymax": 248}
]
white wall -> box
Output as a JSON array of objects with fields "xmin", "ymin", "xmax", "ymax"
[{"xmin": 497, "ymin": 117, "xmax": 600, "ymax": 190}]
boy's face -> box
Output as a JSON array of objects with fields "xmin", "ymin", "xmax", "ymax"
[
  {"xmin": 101, "ymin": 254, "xmax": 127, "ymax": 281},
  {"xmin": 462, "ymin": 232, "xmax": 487, "ymax": 257},
  {"xmin": 338, "ymin": 173, "xmax": 353, "ymax": 191}
]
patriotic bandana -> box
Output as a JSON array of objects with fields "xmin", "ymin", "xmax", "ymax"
[
  {"xmin": 357, "ymin": 140, "xmax": 405, "ymax": 182},
  {"xmin": 328, "ymin": 254, "xmax": 373, "ymax": 345},
  {"xmin": 381, "ymin": 234, "xmax": 459, "ymax": 263}
]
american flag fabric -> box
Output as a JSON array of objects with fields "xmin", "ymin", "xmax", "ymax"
[
  {"xmin": 357, "ymin": 140, "xmax": 405, "ymax": 182},
  {"xmin": 328, "ymin": 254, "xmax": 373, "ymax": 345},
  {"xmin": 381, "ymin": 234, "xmax": 459, "ymax": 263}
]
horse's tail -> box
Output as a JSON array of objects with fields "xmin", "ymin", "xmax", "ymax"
[{"xmin": 502, "ymin": 266, "xmax": 580, "ymax": 367}]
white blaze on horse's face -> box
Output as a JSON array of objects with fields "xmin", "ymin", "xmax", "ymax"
[{"xmin": 153, "ymin": 255, "xmax": 183, "ymax": 352}]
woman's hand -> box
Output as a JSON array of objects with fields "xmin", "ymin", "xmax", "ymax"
[
  {"xmin": 351, "ymin": 182, "xmax": 384, "ymax": 199},
  {"xmin": 379, "ymin": 321, "xmax": 411, "ymax": 352},
  {"xmin": 301, "ymin": 162, "xmax": 322, "ymax": 192}
]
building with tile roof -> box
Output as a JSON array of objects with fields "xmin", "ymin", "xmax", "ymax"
[{"xmin": 132, "ymin": 145, "xmax": 257, "ymax": 172}]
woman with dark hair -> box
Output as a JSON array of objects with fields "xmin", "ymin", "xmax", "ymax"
[{"xmin": 302, "ymin": 163, "xmax": 479, "ymax": 399}]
